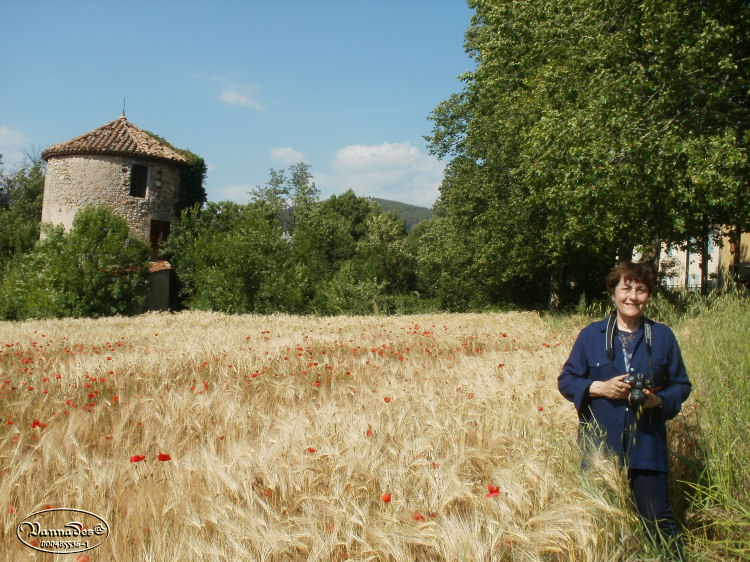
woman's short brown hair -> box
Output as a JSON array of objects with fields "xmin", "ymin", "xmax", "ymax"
[{"xmin": 606, "ymin": 262, "xmax": 656, "ymax": 296}]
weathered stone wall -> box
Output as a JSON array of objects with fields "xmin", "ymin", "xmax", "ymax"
[{"xmin": 41, "ymin": 154, "xmax": 181, "ymax": 242}]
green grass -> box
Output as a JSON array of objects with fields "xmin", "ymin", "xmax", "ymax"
[{"xmin": 671, "ymin": 291, "xmax": 750, "ymax": 560}]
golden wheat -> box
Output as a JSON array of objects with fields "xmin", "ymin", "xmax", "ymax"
[{"xmin": 0, "ymin": 311, "xmax": 652, "ymax": 561}]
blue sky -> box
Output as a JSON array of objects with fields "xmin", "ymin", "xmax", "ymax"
[{"xmin": 1, "ymin": 1, "xmax": 474, "ymax": 208}]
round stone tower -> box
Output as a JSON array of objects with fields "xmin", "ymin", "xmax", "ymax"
[{"xmin": 41, "ymin": 115, "xmax": 186, "ymax": 250}]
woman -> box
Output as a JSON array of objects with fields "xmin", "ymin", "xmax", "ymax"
[{"xmin": 558, "ymin": 262, "xmax": 691, "ymax": 559}]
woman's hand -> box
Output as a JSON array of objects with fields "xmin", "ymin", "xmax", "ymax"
[
  {"xmin": 640, "ymin": 388, "xmax": 664, "ymax": 409},
  {"xmin": 589, "ymin": 375, "xmax": 630, "ymax": 400}
]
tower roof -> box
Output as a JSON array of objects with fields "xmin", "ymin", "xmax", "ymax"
[{"xmin": 41, "ymin": 116, "xmax": 187, "ymax": 164}]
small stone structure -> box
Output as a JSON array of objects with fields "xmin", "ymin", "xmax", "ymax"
[{"xmin": 41, "ymin": 115, "xmax": 188, "ymax": 310}]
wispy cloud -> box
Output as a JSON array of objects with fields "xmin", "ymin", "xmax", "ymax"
[
  {"xmin": 0, "ymin": 125, "xmax": 32, "ymax": 169},
  {"xmin": 270, "ymin": 147, "xmax": 306, "ymax": 165},
  {"xmin": 215, "ymin": 184, "xmax": 252, "ymax": 204},
  {"xmin": 219, "ymin": 84, "xmax": 264, "ymax": 110},
  {"xmin": 325, "ymin": 141, "xmax": 444, "ymax": 207}
]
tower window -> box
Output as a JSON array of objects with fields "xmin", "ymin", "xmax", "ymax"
[{"xmin": 130, "ymin": 164, "xmax": 148, "ymax": 198}]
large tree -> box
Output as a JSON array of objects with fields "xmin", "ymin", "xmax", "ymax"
[{"xmin": 427, "ymin": 0, "xmax": 749, "ymax": 307}]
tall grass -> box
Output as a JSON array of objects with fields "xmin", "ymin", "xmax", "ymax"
[
  {"xmin": 0, "ymin": 299, "xmax": 746, "ymax": 560},
  {"xmin": 669, "ymin": 292, "xmax": 750, "ymax": 560}
]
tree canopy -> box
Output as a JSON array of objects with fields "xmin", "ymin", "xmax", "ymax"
[{"xmin": 426, "ymin": 0, "xmax": 749, "ymax": 307}]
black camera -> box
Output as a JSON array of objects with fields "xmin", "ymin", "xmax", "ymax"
[{"xmin": 623, "ymin": 373, "xmax": 653, "ymax": 407}]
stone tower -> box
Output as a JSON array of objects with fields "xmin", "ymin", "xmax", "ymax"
[{"xmin": 41, "ymin": 115, "xmax": 186, "ymax": 252}]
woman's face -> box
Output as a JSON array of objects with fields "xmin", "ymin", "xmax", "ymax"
[{"xmin": 613, "ymin": 276, "xmax": 650, "ymax": 323}]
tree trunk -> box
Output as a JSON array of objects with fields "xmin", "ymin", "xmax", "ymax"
[
  {"xmin": 700, "ymin": 233, "xmax": 710, "ymax": 295},
  {"xmin": 548, "ymin": 267, "xmax": 563, "ymax": 311}
]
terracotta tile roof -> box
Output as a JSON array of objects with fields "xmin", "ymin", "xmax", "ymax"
[
  {"xmin": 42, "ymin": 116, "xmax": 187, "ymax": 164},
  {"xmin": 148, "ymin": 260, "xmax": 172, "ymax": 273}
]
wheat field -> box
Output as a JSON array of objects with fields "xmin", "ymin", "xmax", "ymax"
[{"xmin": 0, "ymin": 311, "xmax": 662, "ymax": 561}]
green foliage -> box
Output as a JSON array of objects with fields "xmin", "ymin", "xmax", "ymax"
[
  {"xmin": 250, "ymin": 162, "xmax": 320, "ymax": 231},
  {"xmin": 311, "ymin": 262, "xmax": 390, "ymax": 315},
  {"xmin": 356, "ymin": 212, "xmax": 415, "ymax": 293},
  {"xmin": 175, "ymin": 151, "xmax": 208, "ymax": 216},
  {"xmin": 412, "ymin": 215, "xmax": 487, "ymax": 311},
  {"xmin": 143, "ymin": 130, "xmax": 207, "ymax": 215},
  {"xmin": 293, "ymin": 189, "xmax": 376, "ymax": 287},
  {"xmin": 427, "ymin": 0, "xmax": 750, "ymax": 309},
  {"xmin": 0, "ymin": 156, "xmax": 45, "ymax": 270},
  {"xmin": 0, "ymin": 206, "xmax": 150, "ymax": 319},
  {"xmin": 162, "ymin": 201, "xmax": 302, "ymax": 313}
]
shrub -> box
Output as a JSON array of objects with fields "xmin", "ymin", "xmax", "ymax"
[{"xmin": 0, "ymin": 206, "xmax": 150, "ymax": 319}]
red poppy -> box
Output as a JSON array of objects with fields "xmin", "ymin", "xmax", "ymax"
[
  {"xmin": 381, "ymin": 493, "xmax": 391, "ymax": 503},
  {"xmin": 365, "ymin": 428, "xmax": 373, "ymax": 436},
  {"xmin": 307, "ymin": 447, "xmax": 317, "ymax": 453},
  {"xmin": 129, "ymin": 455, "xmax": 146, "ymax": 463},
  {"xmin": 384, "ymin": 397, "xmax": 391, "ymax": 403},
  {"xmin": 485, "ymin": 485, "xmax": 501, "ymax": 498},
  {"xmin": 157, "ymin": 453, "xmax": 171, "ymax": 461},
  {"xmin": 412, "ymin": 511, "xmax": 426, "ymax": 522}
]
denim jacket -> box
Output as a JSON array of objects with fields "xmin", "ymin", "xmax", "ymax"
[{"xmin": 558, "ymin": 316, "xmax": 691, "ymax": 472}]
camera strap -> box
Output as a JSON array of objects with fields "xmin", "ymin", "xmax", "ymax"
[{"xmin": 605, "ymin": 312, "xmax": 653, "ymax": 379}]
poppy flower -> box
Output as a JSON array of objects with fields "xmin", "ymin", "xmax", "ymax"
[
  {"xmin": 307, "ymin": 447, "xmax": 317, "ymax": 453},
  {"xmin": 129, "ymin": 455, "xmax": 146, "ymax": 463},
  {"xmin": 383, "ymin": 397, "xmax": 391, "ymax": 403},
  {"xmin": 365, "ymin": 428, "xmax": 373, "ymax": 436},
  {"xmin": 157, "ymin": 453, "xmax": 171, "ymax": 461},
  {"xmin": 412, "ymin": 511, "xmax": 426, "ymax": 522},
  {"xmin": 381, "ymin": 493, "xmax": 391, "ymax": 503},
  {"xmin": 485, "ymin": 485, "xmax": 501, "ymax": 498}
]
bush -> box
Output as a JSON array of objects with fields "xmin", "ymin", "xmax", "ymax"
[
  {"xmin": 0, "ymin": 206, "xmax": 150, "ymax": 319},
  {"xmin": 163, "ymin": 202, "xmax": 300, "ymax": 313}
]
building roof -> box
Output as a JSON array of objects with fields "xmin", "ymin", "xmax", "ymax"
[
  {"xmin": 41, "ymin": 115, "xmax": 187, "ymax": 164},
  {"xmin": 149, "ymin": 260, "xmax": 173, "ymax": 273}
]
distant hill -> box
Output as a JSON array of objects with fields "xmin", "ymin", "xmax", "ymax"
[{"xmin": 367, "ymin": 198, "xmax": 433, "ymax": 230}]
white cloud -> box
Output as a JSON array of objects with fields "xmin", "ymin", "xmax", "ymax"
[
  {"xmin": 270, "ymin": 147, "xmax": 306, "ymax": 165},
  {"xmin": 327, "ymin": 141, "xmax": 444, "ymax": 207},
  {"xmin": 219, "ymin": 85, "xmax": 264, "ymax": 110},
  {"xmin": 0, "ymin": 125, "xmax": 32, "ymax": 169},
  {"xmin": 215, "ymin": 184, "xmax": 252, "ymax": 204}
]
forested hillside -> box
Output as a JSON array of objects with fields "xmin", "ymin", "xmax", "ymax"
[{"xmin": 368, "ymin": 198, "xmax": 433, "ymax": 231}]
